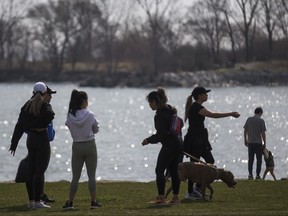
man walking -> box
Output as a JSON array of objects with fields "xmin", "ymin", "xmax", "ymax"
[{"xmin": 243, "ymin": 107, "xmax": 266, "ymax": 180}]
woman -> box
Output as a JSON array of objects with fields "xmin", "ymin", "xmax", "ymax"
[
  {"xmin": 63, "ymin": 89, "xmax": 101, "ymax": 210},
  {"xmin": 9, "ymin": 82, "xmax": 55, "ymax": 208},
  {"xmin": 142, "ymin": 87, "xmax": 181, "ymax": 204},
  {"xmin": 184, "ymin": 86, "xmax": 240, "ymax": 199}
]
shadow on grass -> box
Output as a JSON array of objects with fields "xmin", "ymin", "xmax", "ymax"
[{"xmin": 0, "ymin": 205, "xmax": 35, "ymax": 212}]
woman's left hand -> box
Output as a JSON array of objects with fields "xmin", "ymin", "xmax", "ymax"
[{"xmin": 142, "ymin": 139, "xmax": 149, "ymax": 146}]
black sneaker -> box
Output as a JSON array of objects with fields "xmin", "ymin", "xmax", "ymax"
[
  {"xmin": 62, "ymin": 201, "xmax": 74, "ymax": 210},
  {"xmin": 248, "ymin": 174, "xmax": 253, "ymax": 180},
  {"xmin": 90, "ymin": 201, "xmax": 102, "ymax": 209},
  {"xmin": 255, "ymin": 175, "xmax": 261, "ymax": 180},
  {"xmin": 41, "ymin": 193, "xmax": 55, "ymax": 203}
]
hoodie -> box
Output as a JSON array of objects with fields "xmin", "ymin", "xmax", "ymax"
[
  {"xmin": 65, "ymin": 108, "xmax": 99, "ymax": 142},
  {"xmin": 146, "ymin": 105, "xmax": 180, "ymax": 150}
]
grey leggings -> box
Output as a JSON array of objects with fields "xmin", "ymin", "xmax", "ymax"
[{"xmin": 69, "ymin": 139, "xmax": 97, "ymax": 198}]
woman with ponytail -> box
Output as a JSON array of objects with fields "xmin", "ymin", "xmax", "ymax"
[
  {"xmin": 142, "ymin": 87, "xmax": 181, "ymax": 204},
  {"xmin": 9, "ymin": 82, "xmax": 55, "ymax": 208},
  {"xmin": 63, "ymin": 89, "xmax": 101, "ymax": 210},
  {"xmin": 183, "ymin": 86, "xmax": 240, "ymax": 199}
]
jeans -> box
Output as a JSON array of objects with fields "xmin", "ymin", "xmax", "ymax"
[{"xmin": 248, "ymin": 143, "xmax": 263, "ymax": 176}]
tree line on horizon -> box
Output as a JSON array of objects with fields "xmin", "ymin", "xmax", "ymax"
[{"xmin": 0, "ymin": 0, "xmax": 288, "ymax": 78}]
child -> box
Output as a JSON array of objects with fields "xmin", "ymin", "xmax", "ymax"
[{"xmin": 262, "ymin": 148, "xmax": 276, "ymax": 180}]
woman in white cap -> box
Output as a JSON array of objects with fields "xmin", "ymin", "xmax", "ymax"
[
  {"xmin": 183, "ymin": 86, "xmax": 240, "ymax": 199},
  {"xmin": 9, "ymin": 82, "xmax": 55, "ymax": 209}
]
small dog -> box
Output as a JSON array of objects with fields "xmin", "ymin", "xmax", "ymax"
[
  {"xmin": 178, "ymin": 162, "xmax": 237, "ymax": 200},
  {"xmin": 263, "ymin": 148, "xmax": 276, "ymax": 180}
]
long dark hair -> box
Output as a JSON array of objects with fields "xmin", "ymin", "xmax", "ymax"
[
  {"xmin": 146, "ymin": 87, "xmax": 168, "ymax": 108},
  {"xmin": 68, "ymin": 89, "xmax": 88, "ymax": 116}
]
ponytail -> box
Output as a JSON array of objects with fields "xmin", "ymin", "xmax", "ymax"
[
  {"xmin": 184, "ymin": 95, "xmax": 193, "ymax": 122},
  {"xmin": 68, "ymin": 89, "xmax": 88, "ymax": 116},
  {"xmin": 26, "ymin": 92, "xmax": 44, "ymax": 116}
]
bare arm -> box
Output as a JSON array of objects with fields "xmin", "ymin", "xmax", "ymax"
[
  {"xmin": 244, "ymin": 128, "xmax": 248, "ymax": 147},
  {"xmin": 199, "ymin": 108, "xmax": 240, "ymax": 119}
]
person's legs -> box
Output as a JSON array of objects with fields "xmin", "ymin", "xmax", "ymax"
[
  {"xmin": 69, "ymin": 142, "xmax": 85, "ymax": 202},
  {"xmin": 155, "ymin": 148, "xmax": 169, "ymax": 197},
  {"xmin": 255, "ymin": 144, "xmax": 263, "ymax": 178},
  {"xmin": 248, "ymin": 144, "xmax": 255, "ymax": 178},
  {"xmin": 84, "ymin": 140, "xmax": 97, "ymax": 202}
]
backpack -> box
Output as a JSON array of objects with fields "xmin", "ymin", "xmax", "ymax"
[{"xmin": 170, "ymin": 114, "xmax": 183, "ymax": 143}]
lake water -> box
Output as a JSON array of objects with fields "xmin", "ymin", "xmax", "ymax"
[{"xmin": 0, "ymin": 83, "xmax": 287, "ymax": 182}]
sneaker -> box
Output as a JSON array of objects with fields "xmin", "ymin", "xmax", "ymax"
[
  {"xmin": 185, "ymin": 192, "xmax": 202, "ymax": 200},
  {"xmin": 62, "ymin": 201, "xmax": 74, "ymax": 210},
  {"xmin": 27, "ymin": 201, "xmax": 35, "ymax": 209},
  {"xmin": 90, "ymin": 201, "xmax": 102, "ymax": 209},
  {"xmin": 41, "ymin": 193, "xmax": 55, "ymax": 203},
  {"xmin": 255, "ymin": 175, "xmax": 261, "ymax": 180},
  {"xmin": 248, "ymin": 174, "xmax": 254, "ymax": 180},
  {"xmin": 148, "ymin": 196, "xmax": 166, "ymax": 204},
  {"xmin": 168, "ymin": 197, "xmax": 181, "ymax": 204},
  {"xmin": 34, "ymin": 201, "xmax": 51, "ymax": 208}
]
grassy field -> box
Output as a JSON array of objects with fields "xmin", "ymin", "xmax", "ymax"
[{"xmin": 0, "ymin": 179, "xmax": 287, "ymax": 216}]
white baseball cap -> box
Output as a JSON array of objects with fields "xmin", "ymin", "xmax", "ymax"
[{"xmin": 33, "ymin": 82, "xmax": 47, "ymax": 94}]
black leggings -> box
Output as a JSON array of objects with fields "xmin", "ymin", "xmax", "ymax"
[
  {"xmin": 187, "ymin": 148, "xmax": 215, "ymax": 193},
  {"xmin": 26, "ymin": 131, "xmax": 50, "ymax": 201},
  {"xmin": 155, "ymin": 146, "xmax": 180, "ymax": 195}
]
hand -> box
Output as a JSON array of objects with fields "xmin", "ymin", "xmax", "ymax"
[
  {"xmin": 231, "ymin": 112, "xmax": 240, "ymax": 118},
  {"xmin": 9, "ymin": 149, "xmax": 15, "ymax": 156},
  {"xmin": 142, "ymin": 139, "xmax": 149, "ymax": 146}
]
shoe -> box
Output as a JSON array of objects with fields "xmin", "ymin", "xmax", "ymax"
[
  {"xmin": 184, "ymin": 192, "xmax": 202, "ymax": 200},
  {"xmin": 255, "ymin": 175, "xmax": 261, "ymax": 180},
  {"xmin": 27, "ymin": 201, "xmax": 35, "ymax": 209},
  {"xmin": 148, "ymin": 196, "xmax": 166, "ymax": 204},
  {"xmin": 62, "ymin": 201, "xmax": 74, "ymax": 210},
  {"xmin": 168, "ymin": 197, "xmax": 181, "ymax": 204},
  {"xmin": 90, "ymin": 201, "xmax": 102, "ymax": 209},
  {"xmin": 248, "ymin": 174, "xmax": 254, "ymax": 180},
  {"xmin": 41, "ymin": 193, "xmax": 55, "ymax": 203},
  {"xmin": 34, "ymin": 201, "xmax": 51, "ymax": 208}
]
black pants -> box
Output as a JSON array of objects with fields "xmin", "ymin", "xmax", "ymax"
[
  {"xmin": 184, "ymin": 132, "xmax": 215, "ymax": 193},
  {"xmin": 155, "ymin": 146, "xmax": 180, "ymax": 195},
  {"xmin": 187, "ymin": 147, "xmax": 215, "ymax": 193},
  {"xmin": 248, "ymin": 143, "xmax": 263, "ymax": 176},
  {"xmin": 26, "ymin": 131, "xmax": 50, "ymax": 201}
]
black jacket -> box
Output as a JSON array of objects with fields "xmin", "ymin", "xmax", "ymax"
[
  {"xmin": 10, "ymin": 101, "xmax": 55, "ymax": 152},
  {"xmin": 146, "ymin": 105, "xmax": 180, "ymax": 149}
]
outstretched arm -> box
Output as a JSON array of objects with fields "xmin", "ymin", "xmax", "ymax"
[{"xmin": 199, "ymin": 108, "xmax": 240, "ymax": 119}]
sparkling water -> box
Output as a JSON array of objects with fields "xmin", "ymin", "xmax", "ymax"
[{"xmin": 1, "ymin": 83, "xmax": 287, "ymax": 182}]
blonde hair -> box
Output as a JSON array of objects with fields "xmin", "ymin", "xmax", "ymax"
[
  {"xmin": 26, "ymin": 93, "xmax": 44, "ymax": 116},
  {"xmin": 184, "ymin": 95, "xmax": 193, "ymax": 122}
]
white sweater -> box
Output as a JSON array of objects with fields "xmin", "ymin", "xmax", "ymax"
[{"xmin": 65, "ymin": 108, "xmax": 99, "ymax": 142}]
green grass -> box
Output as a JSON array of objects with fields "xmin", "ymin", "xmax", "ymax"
[{"xmin": 0, "ymin": 180, "xmax": 287, "ymax": 216}]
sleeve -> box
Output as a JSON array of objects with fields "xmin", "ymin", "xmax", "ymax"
[
  {"xmin": 92, "ymin": 117, "xmax": 99, "ymax": 134},
  {"xmin": 10, "ymin": 119, "xmax": 25, "ymax": 152},
  {"xmin": 146, "ymin": 113, "xmax": 169, "ymax": 144}
]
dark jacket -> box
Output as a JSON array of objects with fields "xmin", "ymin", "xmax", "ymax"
[
  {"xmin": 10, "ymin": 101, "xmax": 55, "ymax": 152},
  {"xmin": 146, "ymin": 105, "xmax": 180, "ymax": 149}
]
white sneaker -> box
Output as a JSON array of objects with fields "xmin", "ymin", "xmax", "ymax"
[
  {"xmin": 27, "ymin": 201, "xmax": 35, "ymax": 209},
  {"xmin": 34, "ymin": 201, "xmax": 51, "ymax": 208},
  {"xmin": 185, "ymin": 192, "xmax": 202, "ymax": 200}
]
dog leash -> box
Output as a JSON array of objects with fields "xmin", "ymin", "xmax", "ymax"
[{"xmin": 182, "ymin": 151, "xmax": 207, "ymax": 164}]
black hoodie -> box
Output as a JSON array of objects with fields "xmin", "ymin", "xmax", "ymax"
[{"xmin": 146, "ymin": 105, "xmax": 181, "ymax": 150}]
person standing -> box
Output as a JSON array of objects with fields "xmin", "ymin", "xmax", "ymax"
[
  {"xmin": 142, "ymin": 87, "xmax": 181, "ymax": 204},
  {"xmin": 244, "ymin": 107, "xmax": 266, "ymax": 180},
  {"xmin": 63, "ymin": 89, "xmax": 101, "ymax": 210},
  {"xmin": 9, "ymin": 82, "xmax": 55, "ymax": 208},
  {"xmin": 184, "ymin": 86, "xmax": 240, "ymax": 199}
]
